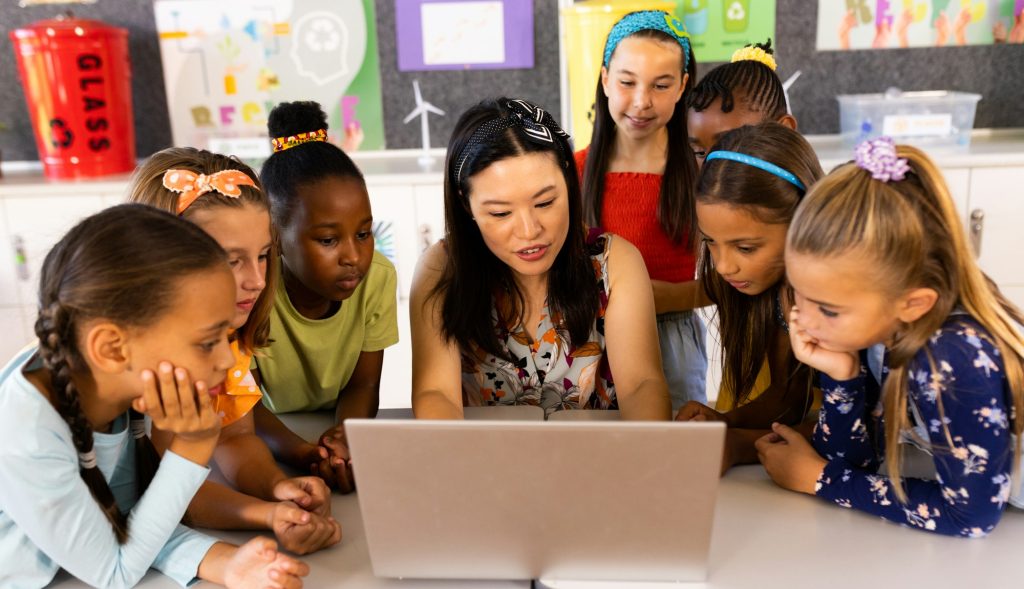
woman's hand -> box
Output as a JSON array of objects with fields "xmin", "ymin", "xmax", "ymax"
[
  {"xmin": 674, "ymin": 401, "xmax": 727, "ymax": 424},
  {"xmin": 223, "ymin": 537, "xmax": 309, "ymax": 589},
  {"xmin": 755, "ymin": 423, "xmax": 827, "ymax": 495},
  {"xmin": 788, "ymin": 307, "xmax": 860, "ymax": 382}
]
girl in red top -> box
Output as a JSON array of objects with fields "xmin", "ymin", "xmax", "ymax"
[{"xmin": 577, "ymin": 10, "xmax": 706, "ymax": 413}]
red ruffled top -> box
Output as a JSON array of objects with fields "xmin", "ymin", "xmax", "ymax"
[{"xmin": 575, "ymin": 147, "xmax": 696, "ymax": 283}]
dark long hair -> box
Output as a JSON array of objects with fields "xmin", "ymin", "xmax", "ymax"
[
  {"xmin": 34, "ymin": 204, "xmax": 227, "ymax": 543},
  {"xmin": 688, "ymin": 40, "xmax": 787, "ymax": 119},
  {"xmin": 260, "ymin": 100, "xmax": 365, "ymax": 228},
  {"xmin": 126, "ymin": 147, "xmax": 277, "ymax": 353},
  {"xmin": 696, "ymin": 123, "xmax": 822, "ymax": 411},
  {"xmin": 581, "ymin": 27, "xmax": 699, "ymax": 243},
  {"xmin": 431, "ymin": 98, "xmax": 599, "ymax": 360}
]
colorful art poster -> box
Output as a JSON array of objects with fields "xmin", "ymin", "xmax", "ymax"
[
  {"xmin": 816, "ymin": 0, "xmax": 1024, "ymax": 50},
  {"xmin": 154, "ymin": 0, "xmax": 385, "ymax": 154},
  {"xmin": 675, "ymin": 0, "xmax": 777, "ymax": 63}
]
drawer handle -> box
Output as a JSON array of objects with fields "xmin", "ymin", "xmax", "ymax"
[
  {"xmin": 969, "ymin": 208, "xmax": 984, "ymax": 258},
  {"xmin": 13, "ymin": 235, "xmax": 29, "ymax": 281}
]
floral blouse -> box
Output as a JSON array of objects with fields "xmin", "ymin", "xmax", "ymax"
[
  {"xmin": 461, "ymin": 232, "xmax": 616, "ymax": 417},
  {"xmin": 813, "ymin": 313, "xmax": 1016, "ymax": 537}
]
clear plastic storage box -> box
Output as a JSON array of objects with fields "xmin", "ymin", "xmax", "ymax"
[{"xmin": 837, "ymin": 90, "xmax": 981, "ymax": 151}]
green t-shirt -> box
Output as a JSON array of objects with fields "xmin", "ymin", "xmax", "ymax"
[{"xmin": 258, "ymin": 250, "xmax": 399, "ymax": 413}]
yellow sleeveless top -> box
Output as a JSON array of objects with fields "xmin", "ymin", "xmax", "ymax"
[
  {"xmin": 715, "ymin": 357, "xmax": 821, "ymax": 417},
  {"xmin": 213, "ymin": 339, "xmax": 263, "ymax": 426}
]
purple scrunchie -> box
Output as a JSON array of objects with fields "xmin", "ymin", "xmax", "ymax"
[{"xmin": 854, "ymin": 136, "xmax": 910, "ymax": 182}]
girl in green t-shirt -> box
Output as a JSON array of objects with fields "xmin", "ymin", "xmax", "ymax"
[{"xmin": 256, "ymin": 100, "xmax": 399, "ymax": 493}]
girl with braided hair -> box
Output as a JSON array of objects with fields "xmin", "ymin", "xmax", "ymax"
[
  {"xmin": 0, "ymin": 205, "xmax": 308, "ymax": 588},
  {"xmin": 411, "ymin": 97, "xmax": 670, "ymax": 420},
  {"xmin": 128, "ymin": 147, "xmax": 341, "ymax": 555},
  {"xmin": 686, "ymin": 39, "xmax": 798, "ymax": 168}
]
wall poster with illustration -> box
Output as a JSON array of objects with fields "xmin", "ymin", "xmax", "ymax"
[
  {"xmin": 817, "ymin": 0, "xmax": 1024, "ymax": 50},
  {"xmin": 154, "ymin": 0, "xmax": 385, "ymax": 154},
  {"xmin": 676, "ymin": 0, "xmax": 777, "ymax": 62}
]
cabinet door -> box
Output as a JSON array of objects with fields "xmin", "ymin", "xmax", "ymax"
[
  {"xmin": 5, "ymin": 195, "xmax": 107, "ymax": 307},
  {"xmin": 941, "ymin": 168, "xmax": 970, "ymax": 229},
  {"xmin": 413, "ymin": 183, "xmax": 445, "ymax": 254},
  {"xmin": 366, "ymin": 183, "xmax": 419, "ymax": 300},
  {"xmin": 0, "ymin": 306, "xmax": 32, "ymax": 361},
  {"xmin": 0, "ymin": 200, "xmax": 22, "ymax": 306},
  {"xmin": 967, "ymin": 168, "xmax": 1024, "ymax": 287},
  {"xmin": 1001, "ymin": 287, "xmax": 1024, "ymax": 317}
]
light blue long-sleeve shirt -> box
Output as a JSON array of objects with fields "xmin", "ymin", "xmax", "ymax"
[{"xmin": 0, "ymin": 348, "xmax": 218, "ymax": 588}]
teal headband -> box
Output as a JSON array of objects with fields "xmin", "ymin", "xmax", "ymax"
[
  {"xmin": 603, "ymin": 10, "xmax": 691, "ymax": 69},
  {"xmin": 704, "ymin": 151, "xmax": 806, "ymax": 192}
]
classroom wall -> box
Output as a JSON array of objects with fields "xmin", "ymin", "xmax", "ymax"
[{"xmin": 0, "ymin": 1, "xmax": 1020, "ymax": 162}]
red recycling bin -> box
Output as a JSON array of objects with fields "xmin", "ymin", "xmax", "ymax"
[{"xmin": 10, "ymin": 16, "xmax": 136, "ymax": 179}]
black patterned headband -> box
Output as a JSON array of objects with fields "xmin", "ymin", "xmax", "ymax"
[{"xmin": 452, "ymin": 99, "xmax": 571, "ymax": 189}]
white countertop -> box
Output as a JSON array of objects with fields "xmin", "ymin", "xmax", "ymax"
[
  {"xmin": 3, "ymin": 129, "xmax": 1024, "ymax": 197},
  {"xmin": 45, "ymin": 410, "xmax": 1024, "ymax": 589}
]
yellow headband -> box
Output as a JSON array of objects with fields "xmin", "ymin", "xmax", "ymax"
[
  {"xmin": 731, "ymin": 45, "xmax": 777, "ymax": 71},
  {"xmin": 271, "ymin": 128, "xmax": 328, "ymax": 152}
]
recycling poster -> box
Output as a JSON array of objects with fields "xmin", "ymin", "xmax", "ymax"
[
  {"xmin": 154, "ymin": 0, "xmax": 385, "ymax": 153},
  {"xmin": 676, "ymin": 0, "xmax": 777, "ymax": 63}
]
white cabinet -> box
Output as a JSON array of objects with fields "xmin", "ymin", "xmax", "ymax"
[
  {"xmin": 413, "ymin": 183, "xmax": 446, "ymax": 254},
  {"xmin": 365, "ymin": 183, "xmax": 420, "ymax": 300},
  {"xmin": 0, "ymin": 200, "xmax": 22, "ymax": 307},
  {"xmin": 0, "ymin": 306, "xmax": 32, "ymax": 362},
  {"xmin": 967, "ymin": 168, "xmax": 1024, "ymax": 309},
  {"xmin": 942, "ymin": 168, "xmax": 970, "ymax": 228},
  {"xmin": 4, "ymin": 195, "xmax": 107, "ymax": 309}
]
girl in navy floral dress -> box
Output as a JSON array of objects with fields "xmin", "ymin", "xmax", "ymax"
[{"xmin": 756, "ymin": 137, "xmax": 1024, "ymax": 537}]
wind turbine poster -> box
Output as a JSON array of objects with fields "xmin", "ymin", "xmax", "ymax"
[
  {"xmin": 395, "ymin": 0, "xmax": 535, "ymax": 71},
  {"xmin": 154, "ymin": 0, "xmax": 386, "ymax": 154}
]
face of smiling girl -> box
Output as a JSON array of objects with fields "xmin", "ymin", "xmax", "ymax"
[{"xmin": 601, "ymin": 36, "xmax": 686, "ymax": 144}]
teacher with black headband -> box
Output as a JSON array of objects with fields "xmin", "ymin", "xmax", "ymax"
[{"xmin": 409, "ymin": 97, "xmax": 671, "ymax": 421}]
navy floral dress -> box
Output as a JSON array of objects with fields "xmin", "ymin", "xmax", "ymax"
[{"xmin": 813, "ymin": 313, "xmax": 1017, "ymax": 537}]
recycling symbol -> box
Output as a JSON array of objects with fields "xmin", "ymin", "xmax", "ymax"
[
  {"xmin": 304, "ymin": 17, "xmax": 341, "ymax": 52},
  {"xmin": 726, "ymin": 1, "xmax": 745, "ymax": 21}
]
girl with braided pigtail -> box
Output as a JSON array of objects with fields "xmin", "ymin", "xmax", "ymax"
[
  {"xmin": 686, "ymin": 39, "xmax": 798, "ymax": 168},
  {"xmin": 0, "ymin": 204, "xmax": 308, "ymax": 588}
]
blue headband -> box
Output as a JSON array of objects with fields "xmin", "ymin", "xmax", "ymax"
[
  {"xmin": 704, "ymin": 151, "xmax": 806, "ymax": 192},
  {"xmin": 603, "ymin": 11, "xmax": 691, "ymax": 69}
]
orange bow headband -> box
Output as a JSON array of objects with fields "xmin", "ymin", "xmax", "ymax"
[
  {"xmin": 162, "ymin": 169, "xmax": 257, "ymax": 214},
  {"xmin": 271, "ymin": 128, "xmax": 327, "ymax": 152}
]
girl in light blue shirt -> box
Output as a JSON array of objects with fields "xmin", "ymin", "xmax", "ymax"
[{"xmin": 0, "ymin": 205, "xmax": 308, "ymax": 588}]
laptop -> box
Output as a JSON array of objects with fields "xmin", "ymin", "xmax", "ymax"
[{"xmin": 346, "ymin": 418, "xmax": 725, "ymax": 583}]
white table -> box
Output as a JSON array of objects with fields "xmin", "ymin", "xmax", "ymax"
[{"xmin": 50, "ymin": 411, "xmax": 1024, "ymax": 588}]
